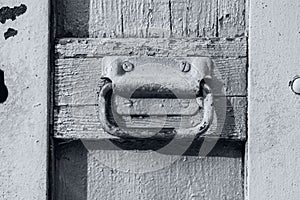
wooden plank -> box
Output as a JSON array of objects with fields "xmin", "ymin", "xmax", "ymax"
[
  {"xmin": 89, "ymin": 0, "xmax": 171, "ymax": 38},
  {"xmin": 58, "ymin": 0, "xmax": 247, "ymax": 39},
  {"xmin": 56, "ymin": 0, "xmax": 90, "ymax": 37},
  {"xmin": 0, "ymin": 0, "xmax": 49, "ymax": 199},
  {"xmin": 54, "ymin": 140, "xmax": 243, "ymax": 200},
  {"xmin": 248, "ymin": 0, "xmax": 300, "ymax": 199},
  {"xmin": 56, "ymin": 37, "xmax": 247, "ymax": 58},
  {"xmin": 54, "ymin": 56, "xmax": 246, "ymax": 106},
  {"xmin": 218, "ymin": 0, "xmax": 246, "ymax": 37},
  {"xmin": 89, "ymin": 0, "xmax": 122, "ymax": 38},
  {"xmin": 54, "ymin": 97, "xmax": 246, "ymax": 140},
  {"xmin": 170, "ymin": 0, "xmax": 217, "ymax": 37},
  {"xmin": 123, "ymin": 0, "xmax": 171, "ymax": 38},
  {"xmin": 87, "ymin": 151, "xmax": 243, "ymax": 199}
]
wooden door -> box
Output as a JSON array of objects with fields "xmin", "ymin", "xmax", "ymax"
[
  {"xmin": 51, "ymin": 0, "xmax": 247, "ymax": 199},
  {"xmin": 2, "ymin": 0, "xmax": 300, "ymax": 200}
]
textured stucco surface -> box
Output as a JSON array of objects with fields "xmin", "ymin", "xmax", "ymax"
[
  {"xmin": 248, "ymin": 0, "xmax": 300, "ymax": 199},
  {"xmin": 0, "ymin": 0, "xmax": 48, "ymax": 199}
]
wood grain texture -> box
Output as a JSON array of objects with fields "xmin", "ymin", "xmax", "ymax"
[
  {"xmin": 87, "ymin": 151, "xmax": 244, "ymax": 200},
  {"xmin": 54, "ymin": 56, "xmax": 246, "ymax": 106},
  {"xmin": 56, "ymin": 37, "xmax": 247, "ymax": 58},
  {"xmin": 54, "ymin": 97, "xmax": 246, "ymax": 140},
  {"xmin": 170, "ymin": 0, "xmax": 217, "ymax": 37},
  {"xmin": 218, "ymin": 0, "xmax": 246, "ymax": 37},
  {"xmin": 55, "ymin": 0, "xmax": 246, "ymax": 38},
  {"xmin": 89, "ymin": 0, "xmax": 171, "ymax": 38},
  {"xmin": 54, "ymin": 140, "xmax": 244, "ymax": 200},
  {"xmin": 248, "ymin": 0, "xmax": 300, "ymax": 199},
  {"xmin": 56, "ymin": 0, "xmax": 90, "ymax": 37},
  {"xmin": 89, "ymin": 0, "xmax": 122, "ymax": 38}
]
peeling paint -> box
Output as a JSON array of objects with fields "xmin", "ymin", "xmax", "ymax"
[
  {"xmin": 0, "ymin": 69, "xmax": 8, "ymax": 103},
  {"xmin": 0, "ymin": 4, "xmax": 27, "ymax": 24},
  {"xmin": 4, "ymin": 28, "xmax": 17, "ymax": 39}
]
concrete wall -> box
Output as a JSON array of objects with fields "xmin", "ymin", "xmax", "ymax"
[
  {"xmin": 0, "ymin": 0, "xmax": 48, "ymax": 199},
  {"xmin": 248, "ymin": 0, "xmax": 300, "ymax": 199}
]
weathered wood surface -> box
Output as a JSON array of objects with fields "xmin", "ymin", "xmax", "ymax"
[
  {"xmin": 170, "ymin": 0, "xmax": 218, "ymax": 37},
  {"xmin": 0, "ymin": 0, "xmax": 49, "ymax": 199},
  {"xmin": 56, "ymin": 37, "xmax": 247, "ymax": 58},
  {"xmin": 54, "ymin": 37, "xmax": 247, "ymax": 106},
  {"xmin": 57, "ymin": 0, "xmax": 246, "ymax": 38},
  {"xmin": 248, "ymin": 0, "xmax": 300, "ymax": 199},
  {"xmin": 87, "ymin": 151, "xmax": 244, "ymax": 200},
  {"xmin": 89, "ymin": 0, "xmax": 171, "ymax": 38},
  {"xmin": 218, "ymin": 0, "xmax": 246, "ymax": 37},
  {"xmin": 54, "ymin": 97, "xmax": 246, "ymax": 140},
  {"xmin": 54, "ymin": 140, "xmax": 244, "ymax": 200},
  {"xmin": 54, "ymin": 38, "xmax": 247, "ymax": 141},
  {"xmin": 53, "ymin": 0, "xmax": 247, "ymax": 199},
  {"xmin": 56, "ymin": 0, "xmax": 90, "ymax": 37},
  {"xmin": 54, "ymin": 57, "xmax": 246, "ymax": 105}
]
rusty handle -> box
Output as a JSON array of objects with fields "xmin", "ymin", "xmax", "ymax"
[{"xmin": 98, "ymin": 82, "xmax": 214, "ymax": 139}]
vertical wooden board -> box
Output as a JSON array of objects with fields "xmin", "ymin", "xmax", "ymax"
[
  {"xmin": 89, "ymin": 0, "xmax": 123, "ymax": 38},
  {"xmin": 218, "ymin": 0, "xmax": 246, "ymax": 37},
  {"xmin": 0, "ymin": 0, "xmax": 48, "ymax": 199},
  {"xmin": 54, "ymin": 141, "xmax": 244, "ymax": 199},
  {"xmin": 122, "ymin": 0, "xmax": 171, "ymax": 38},
  {"xmin": 56, "ymin": 0, "xmax": 90, "ymax": 37},
  {"xmin": 248, "ymin": 0, "xmax": 300, "ymax": 199},
  {"xmin": 121, "ymin": 0, "xmax": 148, "ymax": 37},
  {"xmin": 170, "ymin": 0, "xmax": 217, "ymax": 37},
  {"xmin": 89, "ymin": 0, "xmax": 171, "ymax": 38},
  {"xmin": 54, "ymin": 141, "xmax": 87, "ymax": 200},
  {"xmin": 87, "ymin": 150, "xmax": 244, "ymax": 199}
]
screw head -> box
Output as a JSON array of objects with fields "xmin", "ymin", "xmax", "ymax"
[
  {"xmin": 290, "ymin": 76, "xmax": 300, "ymax": 95},
  {"xmin": 122, "ymin": 61, "xmax": 134, "ymax": 72},
  {"xmin": 180, "ymin": 61, "xmax": 191, "ymax": 73}
]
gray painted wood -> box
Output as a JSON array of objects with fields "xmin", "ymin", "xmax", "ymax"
[
  {"xmin": 54, "ymin": 57, "xmax": 246, "ymax": 106},
  {"xmin": 87, "ymin": 150, "xmax": 244, "ymax": 200},
  {"xmin": 54, "ymin": 140, "xmax": 244, "ymax": 200},
  {"xmin": 53, "ymin": 0, "xmax": 247, "ymax": 199},
  {"xmin": 170, "ymin": 0, "xmax": 217, "ymax": 37},
  {"xmin": 248, "ymin": 0, "xmax": 300, "ymax": 199},
  {"xmin": 56, "ymin": 0, "xmax": 90, "ymax": 37},
  {"xmin": 56, "ymin": 37, "xmax": 247, "ymax": 59},
  {"xmin": 0, "ymin": 0, "xmax": 49, "ymax": 199},
  {"xmin": 54, "ymin": 97, "xmax": 246, "ymax": 140},
  {"xmin": 218, "ymin": 0, "xmax": 246, "ymax": 37},
  {"xmin": 56, "ymin": 0, "xmax": 246, "ymax": 38}
]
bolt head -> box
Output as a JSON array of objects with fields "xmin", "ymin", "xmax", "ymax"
[
  {"xmin": 122, "ymin": 61, "xmax": 134, "ymax": 72},
  {"xmin": 180, "ymin": 61, "xmax": 191, "ymax": 73},
  {"xmin": 291, "ymin": 76, "xmax": 300, "ymax": 95}
]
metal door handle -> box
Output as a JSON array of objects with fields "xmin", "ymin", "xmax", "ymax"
[
  {"xmin": 98, "ymin": 57, "xmax": 215, "ymax": 139},
  {"xmin": 98, "ymin": 81, "xmax": 214, "ymax": 139}
]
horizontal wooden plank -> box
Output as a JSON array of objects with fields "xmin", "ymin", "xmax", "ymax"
[
  {"xmin": 55, "ymin": 37, "xmax": 247, "ymax": 58},
  {"xmin": 54, "ymin": 56, "xmax": 246, "ymax": 106},
  {"xmin": 54, "ymin": 97, "xmax": 246, "ymax": 140}
]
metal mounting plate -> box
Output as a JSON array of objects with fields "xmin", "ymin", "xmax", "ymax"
[{"xmin": 101, "ymin": 57, "xmax": 213, "ymax": 99}]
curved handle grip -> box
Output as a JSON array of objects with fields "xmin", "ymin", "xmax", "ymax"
[{"xmin": 98, "ymin": 81, "xmax": 214, "ymax": 139}]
